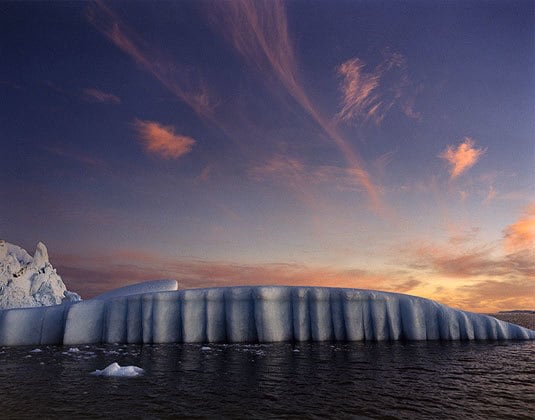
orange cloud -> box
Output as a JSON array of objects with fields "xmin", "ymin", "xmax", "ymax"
[
  {"xmin": 398, "ymin": 218, "xmax": 535, "ymax": 311},
  {"xmin": 87, "ymin": 1, "xmax": 216, "ymax": 118},
  {"xmin": 503, "ymin": 203, "xmax": 535, "ymax": 253},
  {"xmin": 456, "ymin": 279, "xmax": 535, "ymax": 313},
  {"xmin": 439, "ymin": 137, "xmax": 486, "ymax": 179},
  {"xmin": 418, "ymin": 278, "xmax": 535, "ymax": 313},
  {"xmin": 82, "ymin": 88, "xmax": 121, "ymax": 104},
  {"xmin": 134, "ymin": 120, "xmax": 195, "ymax": 160},
  {"xmin": 55, "ymin": 246, "xmax": 533, "ymax": 312}
]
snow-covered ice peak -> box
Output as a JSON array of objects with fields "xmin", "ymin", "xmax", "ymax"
[
  {"xmin": 0, "ymin": 240, "xmax": 81, "ymax": 309},
  {"xmin": 30, "ymin": 242, "xmax": 49, "ymax": 270},
  {"xmin": 0, "ymin": 240, "xmax": 6, "ymax": 260}
]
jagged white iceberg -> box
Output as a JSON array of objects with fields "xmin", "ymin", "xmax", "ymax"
[
  {"xmin": 0, "ymin": 284, "xmax": 533, "ymax": 346},
  {"xmin": 0, "ymin": 240, "xmax": 81, "ymax": 309}
]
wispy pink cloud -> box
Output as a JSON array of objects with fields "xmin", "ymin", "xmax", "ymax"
[
  {"xmin": 249, "ymin": 155, "xmax": 321, "ymax": 212},
  {"xmin": 484, "ymin": 185, "xmax": 497, "ymax": 205},
  {"xmin": 411, "ymin": 243, "xmax": 507, "ymax": 278},
  {"xmin": 439, "ymin": 137, "xmax": 486, "ymax": 179},
  {"xmin": 336, "ymin": 51, "xmax": 420, "ymax": 125},
  {"xmin": 87, "ymin": 1, "xmax": 216, "ymax": 118},
  {"xmin": 82, "ymin": 87, "xmax": 121, "ymax": 104},
  {"xmin": 133, "ymin": 120, "xmax": 195, "ymax": 160},
  {"xmin": 447, "ymin": 226, "xmax": 481, "ymax": 247},
  {"xmin": 251, "ymin": 155, "xmax": 375, "ymax": 194},
  {"xmin": 45, "ymin": 146, "xmax": 105, "ymax": 167},
  {"xmin": 211, "ymin": 0, "xmax": 383, "ymax": 212},
  {"xmin": 373, "ymin": 149, "xmax": 397, "ymax": 175},
  {"xmin": 251, "ymin": 155, "xmax": 306, "ymax": 187},
  {"xmin": 196, "ymin": 165, "xmax": 213, "ymax": 183},
  {"xmin": 336, "ymin": 58, "xmax": 381, "ymax": 124}
]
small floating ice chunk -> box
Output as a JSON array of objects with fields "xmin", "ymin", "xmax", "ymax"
[
  {"xmin": 30, "ymin": 348, "xmax": 42, "ymax": 353},
  {"xmin": 68, "ymin": 347, "xmax": 80, "ymax": 353},
  {"xmin": 91, "ymin": 362, "xmax": 144, "ymax": 377},
  {"xmin": 201, "ymin": 346, "xmax": 212, "ymax": 351}
]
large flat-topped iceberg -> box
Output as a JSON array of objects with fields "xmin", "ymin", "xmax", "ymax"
[{"xmin": 0, "ymin": 285, "xmax": 533, "ymax": 346}]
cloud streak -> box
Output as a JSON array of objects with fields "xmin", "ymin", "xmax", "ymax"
[
  {"xmin": 134, "ymin": 120, "xmax": 195, "ymax": 160},
  {"xmin": 45, "ymin": 146, "xmax": 105, "ymax": 167},
  {"xmin": 251, "ymin": 155, "xmax": 375, "ymax": 193},
  {"xmin": 211, "ymin": 0, "xmax": 383, "ymax": 211},
  {"xmin": 87, "ymin": 1, "xmax": 216, "ymax": 118},
  {"xmin": 82, "ymin": 87, "xmax": 121, "ymax": 104},
  {"xmin": 337, "ymin": 58, "xmax": 380, "ymax": 123},
  {"xmin": 439, "ymin": 137, "xmax": 486, "ymax": 179}
]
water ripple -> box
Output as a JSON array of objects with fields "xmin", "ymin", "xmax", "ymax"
[{"xmin": 0, "ymin": 341, "xmax": 533, "ymax": 418}]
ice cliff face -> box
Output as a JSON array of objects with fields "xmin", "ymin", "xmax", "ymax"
[
  {"xmin": 0, "ymin": 284, "xmax": 533, "ymax": 346},
  {"xmin": 0, "ymin": 240, "xmax": 81, "ymax": 309}
]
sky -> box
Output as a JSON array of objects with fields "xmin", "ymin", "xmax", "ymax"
[{"xmin": 1, "ymin": 0, "xmax": 533, "ymax": 312}]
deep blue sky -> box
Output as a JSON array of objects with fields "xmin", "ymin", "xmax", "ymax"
[{"xmin": 1, "ymin": 0, "xmax": 533, "ymax": 311}]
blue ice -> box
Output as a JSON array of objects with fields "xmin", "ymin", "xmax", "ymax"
[{"xmin": 0, "ymin": 283, "xmax": 533, "ymax": 346}]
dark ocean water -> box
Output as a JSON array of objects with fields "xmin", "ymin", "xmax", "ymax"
[{"xmin": 0, "ymin": 341, "xmax": 533, "ymax": 418}]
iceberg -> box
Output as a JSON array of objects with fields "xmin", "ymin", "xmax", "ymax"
[
  {"xmin": 0, "ymin": 284, "xmax": 533, "ymax": 346},
  {"xmin": 0, "ymin": 240, "xmax": 81, "ymax": 309},
  {"xmin": 91, "ymin": 362, "xmax": 144, "ymax": 377}
]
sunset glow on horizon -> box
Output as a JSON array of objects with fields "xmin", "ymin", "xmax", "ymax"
[{"xmin": 1, "ymin": 0, "xmax": 533, "ymax": 313}]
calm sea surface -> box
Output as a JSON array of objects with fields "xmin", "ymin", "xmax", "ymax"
[{"xmin": 0, "ymin": 341, "xmax": 533, "ymax": 418}]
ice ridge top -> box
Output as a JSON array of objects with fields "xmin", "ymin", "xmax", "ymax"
[{"xmin": 0, "ymin": 285, "xmax": 533, "ymax": 346}]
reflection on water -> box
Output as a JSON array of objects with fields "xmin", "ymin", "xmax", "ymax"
[{"xmin": 0, "ymin": 341, "xmax": 533, "ymax": 418}]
